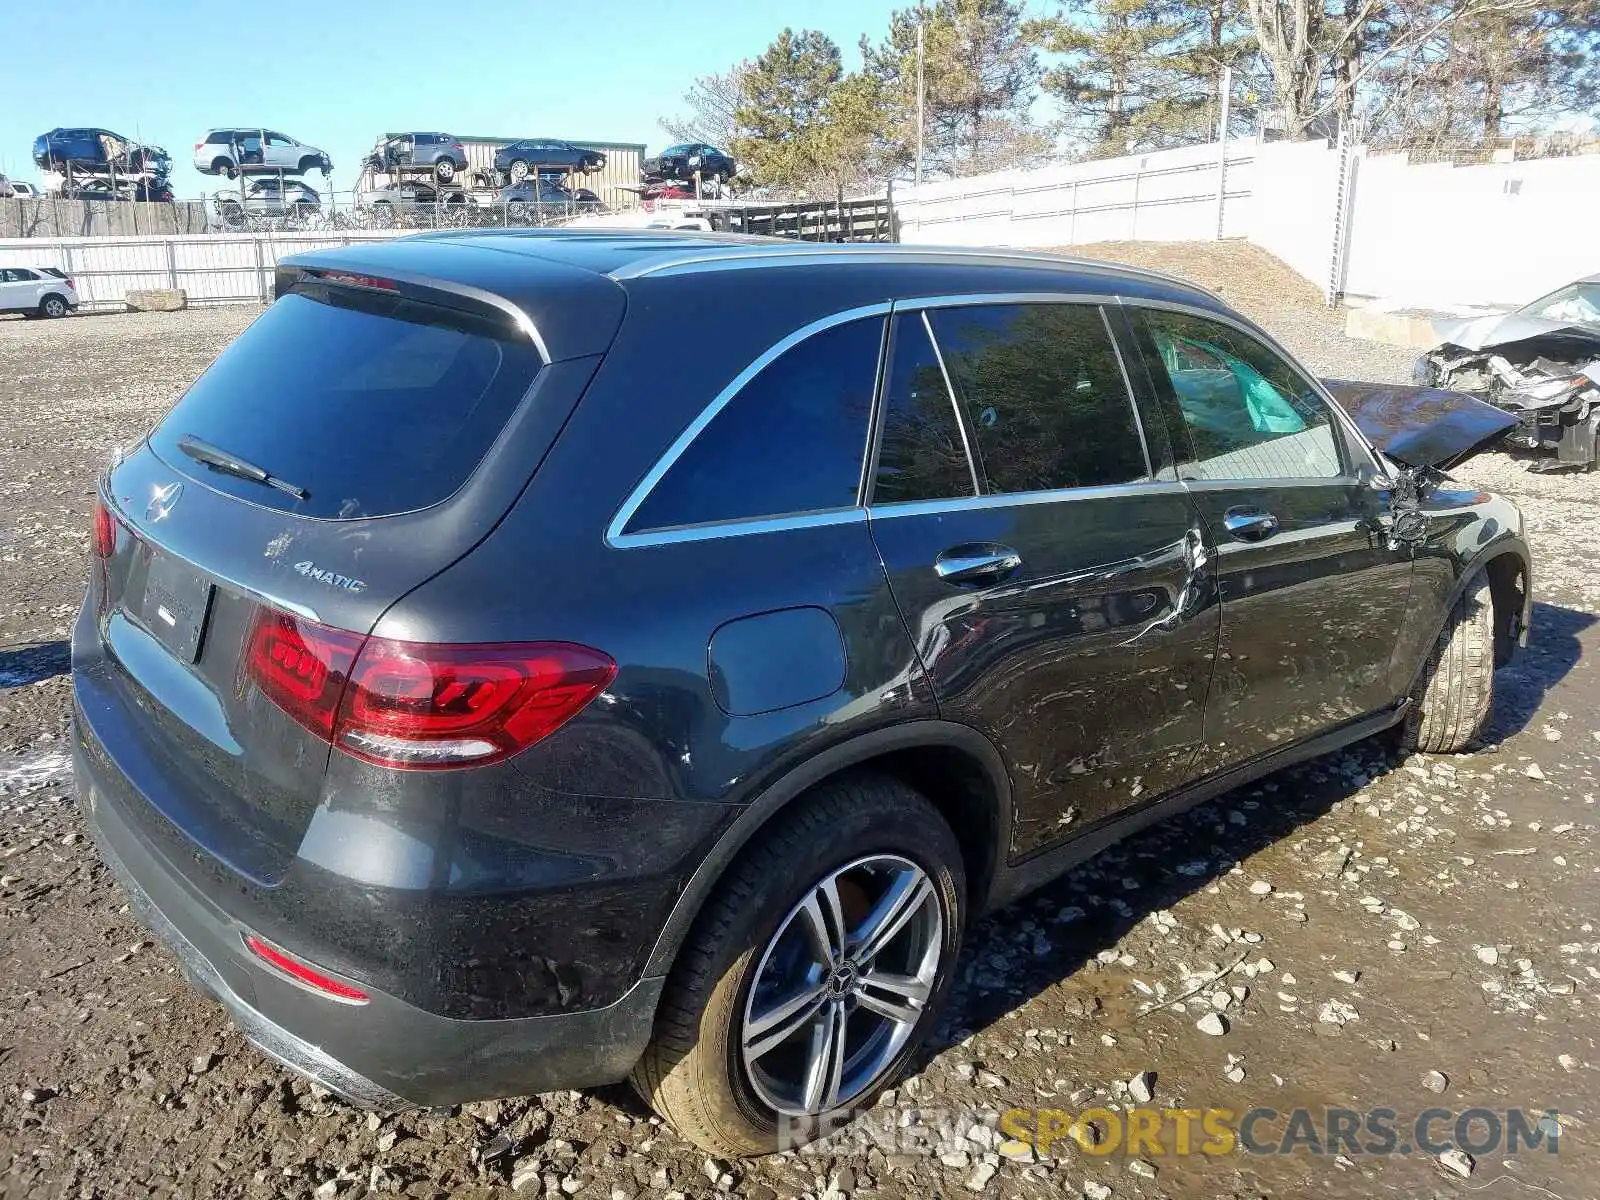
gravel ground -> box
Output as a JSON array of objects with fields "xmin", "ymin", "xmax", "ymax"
[{"xmin": 3, "ymin": 252, "xmax": 1599, "ymax": 1200}]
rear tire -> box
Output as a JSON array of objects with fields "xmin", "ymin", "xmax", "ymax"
[
  {"xmin": 631, "ymin": 772, "xmax": 965, "ymax": 1157},
  {"xmin": 1402, "ymin": 570, "xmax": 1494, "ymax": 753},
  {"xmin": 39, "ymin": 295, "xmax": 69, "ymax": 319},
  {"xmin": 434, "ymin": 158, "xmax": 456, "ymax": 183}
]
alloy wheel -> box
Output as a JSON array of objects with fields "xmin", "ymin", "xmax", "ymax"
[{"xmin": 740, "ymin": 854, "xmax": 942, "ymax": 1117}]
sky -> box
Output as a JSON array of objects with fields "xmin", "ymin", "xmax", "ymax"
[{"xmin": 4, "ymin": 0, "xmax": 938, "ymax": 197}]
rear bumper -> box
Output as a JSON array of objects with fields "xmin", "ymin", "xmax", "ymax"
[{"xmin": 73, "ymin": 730, "xmax": 665, "ymax": 1109}]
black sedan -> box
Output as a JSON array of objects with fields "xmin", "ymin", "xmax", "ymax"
[
  {"xmin": 643, "ymin": 142, "xmax": 737, "ymax": 184},
  {"xmin": 492, "ymin": 139, "xmax": 605, "ymax": 182}
]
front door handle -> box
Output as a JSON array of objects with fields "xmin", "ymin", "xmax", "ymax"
[
  {"xmin": 1223, "ymin": 507, "xmax": 1280, "ymax": 542},
  {"xmin": 934, "ymin": 543, "xmax": 1022, "ymax": 586}
]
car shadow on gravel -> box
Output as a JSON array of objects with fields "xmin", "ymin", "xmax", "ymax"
[
  {"xmin": 0, "ymin": 639, "xmax": 70, "ymax": 688},
  {"xmin": 1487, "ymin": 601, "xmax": 1594, "ymax": 741},
  {"xmin": 915, "ymin": 598, "xmax": 1595, "ymax": 1064}
]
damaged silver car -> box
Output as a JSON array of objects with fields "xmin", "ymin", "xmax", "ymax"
[{"xmin": 1414, "ymin": 274, "xmax": 1600, "ymax": 470}]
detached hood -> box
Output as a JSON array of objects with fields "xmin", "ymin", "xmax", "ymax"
[
  {"xmin": 1323, "ymin": 379, "xmax": 1517, "ymax": 468},
  {"xmin": 1436, "ymin": 311, "xmax": 1600, "ymax": 353}
]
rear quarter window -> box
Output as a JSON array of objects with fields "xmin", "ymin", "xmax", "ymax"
[
  {"xmin": 625, "ymin": 316, "xmax": 885, "ymax": 534},
  {"xmin": 149, "ymin": 287, "xmax": 544, "ymax": 519}
]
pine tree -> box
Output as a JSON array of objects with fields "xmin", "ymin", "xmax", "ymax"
[
  {"xmin": 1028, "ymin": 0, "xmax": 1257, "ymax": 155},
  {"xmin": 863, "ymin": 0, "xmax": 1048, "ymax": 178},
  {"xmin": 731, "ymin": 29, "xmax": 845, "ymax": 189}
]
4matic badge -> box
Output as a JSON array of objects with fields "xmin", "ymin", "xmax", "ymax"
[{"xmin": 293, "ymin": 561, "xmax": 367, "ymax": 593}]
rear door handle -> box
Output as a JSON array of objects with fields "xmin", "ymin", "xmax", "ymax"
[
  {"xmin": 934, "ymin": 543, "xmax": 1022, "ymax": 586},
  {"xmin": 1223, "ymin": 507, "xmax": 1279, "ymax": 542}
]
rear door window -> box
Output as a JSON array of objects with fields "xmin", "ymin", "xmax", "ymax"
[
  {"xmin": 149, "ymin": 286, "xmax": 544, "ymax": 519},
  {"xmin": 871, "ymin": 314, "xmax": 976, "ymax": 504},
  {"xmin": 626, "ymin": 317, "xmax": 884, "ymax": 533},
  {"xmin": 925, "ymin": 303, "xmax": 1150, "ymax": 493}
]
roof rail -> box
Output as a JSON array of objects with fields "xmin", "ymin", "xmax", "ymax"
[{"xmin": 607, "ymin": 242, "xmax": 1225, "ymax": 303}]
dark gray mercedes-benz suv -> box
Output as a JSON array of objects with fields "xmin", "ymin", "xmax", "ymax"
[{"xmin": 73, "ymin": 230, "xmax": 1531, "ymax": 1156}]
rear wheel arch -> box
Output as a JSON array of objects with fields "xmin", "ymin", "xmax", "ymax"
[{"xmin": 639, "ymin": 721, "xmax": 1011, "ymax": 982}]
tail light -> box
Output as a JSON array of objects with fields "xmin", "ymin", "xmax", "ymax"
[
  {"xmin": 91, "ymin": 498, "xmax": 117, "ymax": 558},
  {"xmin": 193, "ymin": 142, "xmax": 203, "ymax": 153},
  {"xmin": 64, "ymin": 277, "xmax": 74, "ymax": 291},
  {"xmin": 244, "ymin": 607, "xmax": 615, "ymax": 769}
]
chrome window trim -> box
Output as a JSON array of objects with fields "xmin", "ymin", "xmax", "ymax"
[
  {"xmin": 867, "ymin": 479, "xmax": 1192, "ymax": 520},
  {"xmin": 920, "ymin": 309, "xmax": 983, "ymax": 496},
  {"xmin": 605, "ymin": 301, "xmax": 892, "ymax": 549},
  {"xmin": 610, "ymin": 507, "xmax": 866, "ymax": 549},
  {"xmin": 1117, "ymin": 296, "xmax": 1385, "ymax": 484},
  {"xmin": 854, "ymin": 315, "xmax": 896, "ymax": 505}
]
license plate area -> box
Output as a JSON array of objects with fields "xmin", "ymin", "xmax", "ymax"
[{"xmin": 138, "ymin": 550, "xmax": 214, "ymax": 663}]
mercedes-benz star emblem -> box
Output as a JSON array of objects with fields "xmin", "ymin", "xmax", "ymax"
[{"xmin": 146, "ymin": 482, "xmax": 184, "ymax": 523}]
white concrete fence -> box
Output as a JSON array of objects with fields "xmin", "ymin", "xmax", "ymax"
[
  {"xmin": 895, "ymin": 139, "xmax": 1600, "ymax": 312},
  {"xmin": 0, "ymin": 231, "xmax": 404, "ymax": 310}
]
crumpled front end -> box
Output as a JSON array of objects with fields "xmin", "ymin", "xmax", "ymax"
[{"xmin": 1416, "ymin": 332, "xmax": 1600, "ymax": 470}]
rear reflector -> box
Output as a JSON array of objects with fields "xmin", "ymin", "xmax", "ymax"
[
  {"xmin": 91, "ymin": 499, "xmax": 116, "ymax": 558},
  {"xmin": 244, "ymin": 933, "xmax": 369, "ymax": 1004},
  {"xmin": 243, "ymin": 607, "xmax": 615, "ymax": 769}
]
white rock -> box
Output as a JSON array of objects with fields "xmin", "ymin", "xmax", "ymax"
[
  {"xmin": 1224, "ymin": 1064, "xmax": 1246, "ymax": 1083},
  {"xmin": 1281, "ymin": 972, "xmax": 1297, "ymax": 985},
  {"xmin": 966, "ymin": 1162, "xmax": 998, "ymax": 1191},
  {"xmin": 1524, "ymin": 762, "xmax": 1546, "ymax": 780},
  {"xmin": 1196, "ymin": 1012, "xmax": 1228, "ymax": 1036},
  {"xmin": 1438, "ymin": 1148, "xmax": 1475, "ymax": 1178},
  {"xmin": 1476, "ymin": 946, "xmax": 1500, "ymax": 966},
  {"xmin": 1333, "ymin": 970, "xmax": 1360, "ymax": 985},
  {"xmin": 1083, "ymin": 1184, "xmax": 1112, "ymax": 1200},
  {"xmin": 1210, "ymin": 990, "xmax": 1231, "ymax": 1010},
  {"xmin": 941, "ymin": 1151, "xmax": 972, "ymax": 1168},
  {"xmin": 1255, "ymin": 957, "xmax": 1274, "ymax": 974},
  {"xmin": 1127, "ymin": 1159, "xmax": 1157, "ymax": 1179},
  {"xmin": 510, "ymin": 1160, "xmax": 542, "ymax": 1192},
  {"xmin": 1421, "ymin": 1070, "xmax": 1449, "ymax": 1093},
  {"xmin": 1559, "ymin": 1054, "xmax": 1578, "ymax": 1072},
  {"xmin": 1318, "ymin": 999, "xmax": 1359, "ymax": 1025},
  {"xmin": 1248, "ymin": 880, "xmax": 1272, "ymax": 895},
  {"xmin": 1128, "ymin": 1071, "xmax": 1155, "ymax": 1104}
]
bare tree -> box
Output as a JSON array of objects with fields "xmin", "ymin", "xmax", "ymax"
[
  {"xmin": 659, "ymin": 65, "xmax": 751, "ymax": 150},
  {"xmin": 1245, "ymin": 0, "xmax": 1545, "ymax": 138}
]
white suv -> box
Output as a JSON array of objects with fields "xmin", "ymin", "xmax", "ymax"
[{"xmin": 0, "ymin": 267, "xmax": 78, "ymax": 318}]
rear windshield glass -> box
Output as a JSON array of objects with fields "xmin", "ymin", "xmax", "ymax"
[{"xmin": 149, "ymin": 287, "xmax": 543, "ymax": 519}]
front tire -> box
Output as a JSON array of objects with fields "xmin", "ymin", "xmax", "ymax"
[
  {"xmin": 1403, "ymin": 570, "xmax": 1494, "ymax": 753},
  {"xmin": 632, "ymin": 773, "xmax": 965, "ymax": 1157}
]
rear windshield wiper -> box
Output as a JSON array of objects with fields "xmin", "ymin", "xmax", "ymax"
[{"xmin": 176, "ymin": 434, "xmax": 308, "ymax": 501}]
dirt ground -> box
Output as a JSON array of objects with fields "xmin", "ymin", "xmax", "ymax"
[{"xmin": 2, "ymin": 244, "xmax": 1598, "ymax": 1200}]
